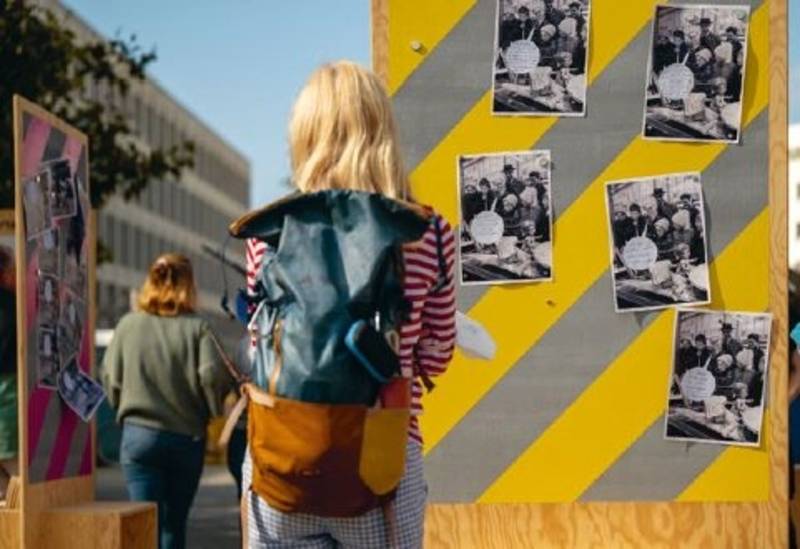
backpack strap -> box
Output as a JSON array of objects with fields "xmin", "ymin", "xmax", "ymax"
[
  {"xmin": 430, "ymin": 215, "xmax": 451, "ymax": 295},
  {"xmin": 418, "ymin": 214, "xmax": 450, "ymax": 394},
  {"xmin": 218, "ymin": 393, "xmax": 248, "ymax": 447},
  {"xmin": 207, "ymin": 329, "xmax": 249, "ymax": 386}
]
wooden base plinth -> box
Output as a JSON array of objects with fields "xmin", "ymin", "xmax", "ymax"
[{"xmin": 37, "ymin": 501, "xmax": 156, "ymax": 549}]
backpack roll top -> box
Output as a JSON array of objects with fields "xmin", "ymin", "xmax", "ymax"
[{"xmin": 232, "ymin": 190, "xmax": 429, "ymax": 516}]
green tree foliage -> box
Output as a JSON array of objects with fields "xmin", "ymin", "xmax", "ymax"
[{"xmin": 0, "ymin": 1, "xmax": 194, "ymax": 211}]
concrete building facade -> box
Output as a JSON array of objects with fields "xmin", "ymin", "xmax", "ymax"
[{"xmin": 43, "ymin": 0, "xmax": 250, "ymax": 341}]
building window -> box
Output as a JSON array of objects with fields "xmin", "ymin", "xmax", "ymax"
[
  {"xmin": 133, "ymin": 229, "xmax": 142, "ymax": 271},
  {"xmin": 119, "ymin": 221, "xmax": 129, "ymax": 267},
  {"xmin": 104, "ymin": 215, "xmax": 113, "ymax": 247}
]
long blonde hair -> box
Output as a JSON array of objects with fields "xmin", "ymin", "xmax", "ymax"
[
  {"xmin": 288, "ymin": 61, "xmax": 412, "ymax": 200},
  {"xmin": 137, "ymin": 253, "xmax": 197, "ymax": 317}
]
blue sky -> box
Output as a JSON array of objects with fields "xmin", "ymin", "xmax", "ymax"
[
  {"xmin": 62, "ymin": 0, "xmax": 370, "ymax": 207},
  {"xmin": 63, "ymin": 1, "xmax": 798, "ymax": 207}
]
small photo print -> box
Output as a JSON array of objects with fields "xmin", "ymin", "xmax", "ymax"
[
  {"xmin": 458, "ymin": 151, "xmax": 553, "ymax": 285},
  {"xmin": 38, "ymin": 228, "xmax": 60, "ymax": 276},
  {"xmin": 605, "ymin": 172, "xmax": 710, "ymax": 313},
  {"xmin": 665, "ymin": 309, "xmax": 772, "ymax": 447},
  {"xmin": 58, "ymin": 289, "xmax": 85, "ymax": 360},
  {"xmin": 37, "ymin": 273, "xmax": 60, "ymax": 324},
  {"xmin": 493, "ymin": 0, "xmax": 590, "ymax": 116},
  {"xmin": 23, "ymin": 171, "xmax": 51, "ymax": 240},
  {"xmin": 62, "ymin": 247, "xmax": 87, "ymax": 297},
  {"xmin": 57, "ymin": 358, "xmax": 105, "ymax": 422},
  {"xmin": 642, "ymin": 4, "xmax": 750, "ymax": 143},
  {"xmin": 47, "ymin": 158, "xmax": 78, "ymax": 220},
  {"xmin": 37, "ymin": 325, "xmax": 59, "ymax": 389}
]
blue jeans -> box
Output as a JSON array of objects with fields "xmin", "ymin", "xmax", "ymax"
[{"xmin": 120, "ymin": 423, "xmax": 205, "ymax": 549}]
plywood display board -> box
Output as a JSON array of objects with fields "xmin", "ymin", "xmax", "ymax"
[
  {"xmin": 13, "ymin": 95, "xmax": 97, "ymax": 547},
  {"xmin": 373, "ymin": 0, "xmax": 788, "ymax": 546}
]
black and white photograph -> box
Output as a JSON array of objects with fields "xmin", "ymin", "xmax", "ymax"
[
  {"xmin": 493, "ymin": 0, "xmax": 590, "ymax": 116},
  {"xmin": 57, "ymin": 358, "xmax": 105, "ymax": 422},
  {"xmin": 37, "ymin": 273, "xmax": 60, "ymax": 324},
  {"xmin": 642, "ymin": 4, "xmax": 750, "ymax": 143},
  {"xmin": 458, "ymin": 151, "xmax": 553, "ymax": 285},
  {"xmin": 62, "ymin": 244, "xmax": 87, "ymax": 297},
  {"xmin": 47, "ymin": 158, "xmax": 78, "ymax": 220},
  {"xmin": 665, "ymin": 309, "xmax": 772, "ymax": 447},
  {"xmin": 37, "ymin": 325, "xmax": 59, "ymax": 389},
  {"xmin": 60, "ymin": 177, "xmax": 88, "ymax": 296},
  {"xmin": 58, "ymin": 289, "xmax": 84, "ymax": 364},
  {"xmin": 22, "ymin": 171, "xmax": 51, "ymax": 240},
  {"xmin": 38, "ymin": 228, "xmax": 60, "ymax": 277},
  {"xmin": 605, "ymin": 172, "xmax": 710, "ymax": 312}
]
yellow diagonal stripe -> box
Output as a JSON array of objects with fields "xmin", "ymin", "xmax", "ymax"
[
  {"xmin": 410, "ymin": 0, "xmax": 662, "ymax": 222},
  {"xmin": 480, "ymin": 211, "xmax": 769, "ymax": 502},
  {"xmin": 419, "ymin": 4, "xmax": 768, "ymax": 457},
  {"xmin": 677, "ymin": 419, "xmax": 770, "ymax": 501},
  {"xmin": 388, "ymin": 0, "xmax": 476, "ymax": 94}
]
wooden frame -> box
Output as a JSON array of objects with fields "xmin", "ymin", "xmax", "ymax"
[
  {"xmin": 371, "ymin": 0, "xmax": 789, "ymax": 545},
  {"xmin": 13, "ymin": 95, "xmax": 97, "ymax": 547}
]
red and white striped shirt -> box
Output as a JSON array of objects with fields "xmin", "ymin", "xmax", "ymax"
[{"xmin": 245, "ymin": 213, "xmax": 456, "ymax": 445}]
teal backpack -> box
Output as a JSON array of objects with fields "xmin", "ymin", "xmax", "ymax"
[{"xmin": 228, "ymin": 190, "xmax": 439, "ymax": 518}]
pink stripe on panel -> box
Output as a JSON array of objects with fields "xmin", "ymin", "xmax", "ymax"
[
  {"xmin": 61, "ymin": 136, "xmax": 83, "ymax": 172},
  {"xmin": 78, "ymin": 431, "xmax": 93, "ymax": 476},
  {"xmin": 27, "ymin": 390, "xmax": 53, "ymax": 464},
  {"xmin": 20, "ymin": 117, "xmax": 51, "ymax": 179},
  {"xmin": 45, "ymin": 405, "xmax": 79, "ymax": 480}
]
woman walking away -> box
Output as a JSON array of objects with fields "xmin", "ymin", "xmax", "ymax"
[
  {"xmin": 102, "ymin": 253, "xmax": 234, "ymax": 549},
  {"xmin": 237, "ymin": 61, "xmax": 456, "ymax": 548}
]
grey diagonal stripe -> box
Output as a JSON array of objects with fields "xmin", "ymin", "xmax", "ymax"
[
  {"xmin": 392, "ymin": 0, "xmax": 496, "ymax": 171},
  {"xmin": 579, "ymin": 418, "xmax": 722, "ymax": 501},
  {"xmin": 580, "ymin": 124, "xmax": 770, "ymax": 503},
  {"xmin": 394, "ymin": 0, "xmax": 760, "ymax": 175},
  {"xmin": 425, "ymin": 111, "xmax": 769, "ymax": 502},
  {"xmin": 441, "ymin": 0, "xmax": 762, "ymax": 314},
  {"xmin": 453, "ymin": 9, "xmax": 657, "ymax": 313},
  {"xmin": 28, "ymin": 394, "xmax": 61, "ymax": 482},
  {"xmin": 63, "ymin": 423, "xmax": 90, "ymax": 478},
  {"xmin": 26, "ymin": 322, "xmax": 68, "ymax": 482}
]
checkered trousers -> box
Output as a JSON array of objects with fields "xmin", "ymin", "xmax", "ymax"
[{"xmin": 242, "ymin": 440, "xmax": 427, "ymax": 548}]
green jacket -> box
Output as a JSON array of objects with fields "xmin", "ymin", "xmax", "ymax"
[{"xmin": 101, "ymin": 311, "xmax": 233, "ymax": 438}]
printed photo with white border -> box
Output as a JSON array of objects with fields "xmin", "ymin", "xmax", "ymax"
[
  {"xmin": 492, "ymin": 0, "xmax": 591, "ymax": 116},
  {"xmin": 642, "ymin": 4, "xmax": 750, "ymax": 143},
  {"xmin": 457, "ymin": 150, "xmax": 553, "ymax": 285},
  {"xmin": 605, "ymin": 172, "xmax": 710, "ymax": 313},
  {"xmin": 665, "ymin": 308, "xmax": 772, "ymax": 447}
]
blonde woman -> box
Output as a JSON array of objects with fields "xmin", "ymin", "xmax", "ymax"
[
  {"xmin": 102, "ymin": 254, "xmax": 233, "ymax": 549},
  {"xmin": 242, "ymin": 61, "xmax": 456, "ymax": 548}
]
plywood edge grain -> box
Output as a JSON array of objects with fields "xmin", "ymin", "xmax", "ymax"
[
  {"xmin": 45, "ymin": 501, "xmax": 155, "ymax": 516},
  {"xmin": 767, "ymin": 0, "xmax": 790, "ymax": 547},
  {"xmin": 426, "ymin": 503, "xmax": 777, "ymax": 548},
  {"xmin": 0, "ymin": 509, "xmax": 21, "ymax": 549},
  {"xmin": 371, "ymin": 0, "xmax": 389, "ymax": 85}
]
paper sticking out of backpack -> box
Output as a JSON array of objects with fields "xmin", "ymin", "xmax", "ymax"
[{"xmin": 456, "ymin": 311, "xmax": 496, "ymax": 360}]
